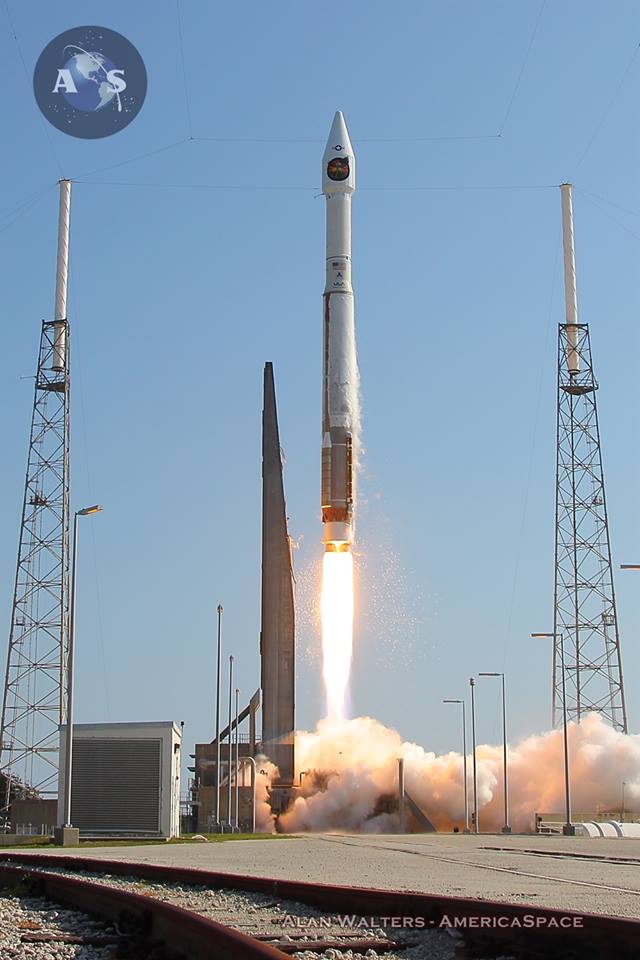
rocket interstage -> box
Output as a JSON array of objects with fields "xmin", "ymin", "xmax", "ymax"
[{"xmin": 322, "ymin": 111, "xmax": 358, "ymax": 553}]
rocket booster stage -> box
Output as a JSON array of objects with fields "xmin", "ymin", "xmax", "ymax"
[{"xmin": 322, "ymin": 111, "xmax": 357, "ymax": 552}]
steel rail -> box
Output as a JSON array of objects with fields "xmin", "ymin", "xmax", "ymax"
[
  {"xmin": 1, "ymin": 851, "xmax": 639, "ymax": 959},
  {"xmin": 0, "ymin": 860, "xmax": 285, "ymax": 960}
]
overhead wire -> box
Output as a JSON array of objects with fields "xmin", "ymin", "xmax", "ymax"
[
  {"xmin": 71, "ymin": 138, "xmax": 191, "ymax": 181},
  {"xmin": 66, "ymin": 243, "xmax": 113, "ymax": 721},
  {"xmin": 575, "ymin": 188, "xmax": 640, "ymax": 244},
  {"xmin": 70, "ymin": 179, "xmax": 558, "ymax": 192},
  {"xmin": 0, "ymin": 182, "xmax": 57, "ymax": 236},
  {"xmin": 497, "ymin": 0, "xmax": 547, "ymax": 135},
  {"xmin": 2, "ymin": 0, "xmax": 64, "ymax": 179},
  {"xmin": 573, "ymin": 41, "xmax": 640, "ymax": 172},
  {"xmin": 175, "ymin": 0, "xmax": 194, "ymax": 139},
  {"xmin": 500, "ymin": 244, "xmax": 561, "ymax": 688}
]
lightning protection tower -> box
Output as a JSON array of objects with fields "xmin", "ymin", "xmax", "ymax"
[
  {"xmin": 552, "ymin": 183, "xmax": 627, "ymax": 733},
  {"xmin": 0, "ymin": 180, "xmax": 72, "ymax": 811}
]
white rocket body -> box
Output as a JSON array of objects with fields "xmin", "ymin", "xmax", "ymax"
[{"xmin": 321, "ymin": 112, "xmax": 357, "ymax": 552}]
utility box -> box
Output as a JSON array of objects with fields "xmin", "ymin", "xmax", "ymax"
[{"xmin": 57, "ymin": 722, "xmax": 181, "ymax": 838}]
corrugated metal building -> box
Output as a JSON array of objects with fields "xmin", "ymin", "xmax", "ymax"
[{"xmin": 57, "ymin": 722, "xmax": 181, "ymax": 838}]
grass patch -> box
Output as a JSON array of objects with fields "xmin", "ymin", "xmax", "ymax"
[
  {"xmin": 0, "ymin": 836, "xmax": 54, "ymax": 848},
  {"xmin": 0, "ymin": 833, "xmax": 296, "ymax": 850},
  {"xmin": 168, "ymin": 832, "xmax": 295, "ymax": 843}
]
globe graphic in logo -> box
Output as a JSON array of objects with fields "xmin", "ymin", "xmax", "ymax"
[
  {"xmin": 33, "ymin": 26, "xmax": 147, "ymax": 138},
  {"xmin": 61, "ymin": 47, "xmax": 121, "ymax": 112}
]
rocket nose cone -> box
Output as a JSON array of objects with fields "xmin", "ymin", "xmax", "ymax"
[
  {"xmin": 323, "ymin": 111, "xmax": 354, "ymax": 157},
  {"xmin": 322, "ymin": 111, "xmax": 355, "ymax": 194}
]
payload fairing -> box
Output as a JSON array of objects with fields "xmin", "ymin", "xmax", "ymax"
[{"xmin": 321, "ymin": 111, "xmax": 358, "ymax": 552}]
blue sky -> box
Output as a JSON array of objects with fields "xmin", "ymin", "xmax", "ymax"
[{"xmin": 0, "ymin": 2, "xmax": 638, "ymax": 775}]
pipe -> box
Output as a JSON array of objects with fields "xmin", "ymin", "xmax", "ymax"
[
  {"xmin": 52, "ymin": 179, "xmax": 71, "ymax": 372},
  {"xmin": 560, "ymin": 183, "xmax": 580, "ymax": 376},
  {"xmin": 226, "ymin": 656, "xmax": 233, "ymax": 828},
  {"xmin": 234, "ymin": 688, "xmax": 239, "ymax": 830},
  {"xmin": 239, "ymin": 756, "xmax": 256, "ymax": 834},
  {"xmin": 398, "ymin": 757, "xmax": 406, "ymax": 832}
]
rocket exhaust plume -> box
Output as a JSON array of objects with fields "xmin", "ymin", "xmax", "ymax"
[
  {"xmin": 321, "ymin": 550, "xmax": 354, "ymax": 721},
  {"xmin": 320, "ymin": 111, "xmax": 359, "ymax": 720}
]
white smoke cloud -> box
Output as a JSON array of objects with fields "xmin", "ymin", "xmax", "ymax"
[{"xmin": 276, "ymin": 713, "xmax": 639, "ymax": 833}]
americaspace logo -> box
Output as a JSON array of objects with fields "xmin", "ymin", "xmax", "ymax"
[{"xmin": 33, "ymin": 26, "xmax": 147, "ymax": 138}]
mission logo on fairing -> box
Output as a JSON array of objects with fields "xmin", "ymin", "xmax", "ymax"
[{"xmin": 327, "ymin": 157, "xmax": 350, "ymax": 181}]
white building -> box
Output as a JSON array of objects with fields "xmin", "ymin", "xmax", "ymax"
[{"xmin": 57, "ymin": 721, "xmax": 181, "ymax": 838}]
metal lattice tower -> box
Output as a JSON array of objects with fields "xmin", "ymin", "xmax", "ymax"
[
  {"xmin": 0, "ymin": 181, "xmax": 72, "ymax": 810},
  {"xmin": 552, "ymin": 183, "xmax": 627, "ymax": 733}
]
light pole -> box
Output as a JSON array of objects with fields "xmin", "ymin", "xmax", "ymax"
[
  {"xmin": 214, "ymin": 604, "xmax": 223, "ymax": 828},
  {"xmin": 479, "ymin": 672, "xmax": 511, "ymax": 834},
  {"xmin": 238, "ymin": 757, "xmax": 257, "ymax": 833},
  {"xmin": 531, "ymin": 632, "xmax": 575, "ymax": 835},
  {"xmin": 226, "ymin": 655, "xmax": 233, "ymax": 828},
  {"xmin": 469, "ymin": 677, "xmax": 478, "ymax": 834},
  {"xmin": 61, "ymin": 505, "xmax": 103, "ymax": 834},
  {"xmin": 234, "ymin": 687, "xmax": 239, "ymax": 830},
  {"xmin": 622, "ymin": 780, "xmax": 627, "ymax": 822},
  {"xmin": 443, "ymin": 699, "xmax": 470, "ymax": 833}
]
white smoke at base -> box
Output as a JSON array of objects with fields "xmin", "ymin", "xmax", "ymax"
[
  {"xmin": 277, "ymin": 713, "xmax": 640, "ymax": 834},
  {"xmin": 254, "ymin": 757, "xmax": 279, "ymax": 832}
]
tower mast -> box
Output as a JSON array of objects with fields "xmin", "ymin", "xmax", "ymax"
[
  {"xmin": 552, "ymin": 183, "xmax": 627, "ymax": 732},
  {"xmin": 0, "ymin": 180, "xmax": 72, "ymax": 811}
]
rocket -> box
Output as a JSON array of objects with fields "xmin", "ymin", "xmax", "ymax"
[{"xmin": 321, "ymin": 111, "xmax": 358, "ymax": 553}]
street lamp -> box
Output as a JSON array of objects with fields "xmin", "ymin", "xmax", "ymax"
[
  {"xmin": 226, "ymin": 655, "xmax": 233, "ymax": 829},
  {"xmin": 531, "ymin": 632, "xmax": 575, "ymax": 836},
  {"xmin": 214, "ymin": 604, "xmax": 223, "ymax": 828},
  {"xmin": 238, "ymin": 756, "xmax": 257, "ymax": 833},
  {"xmin": 61, "ymin": 505, "xmax": 103, "ymax": 836},
  {"xmin": 469, "ymin": 677, "xmax": 478, "ymax": 834},
  {"xmin": 443, "ymin": 699, "xmax": 470, "ymax": 833},
  {"xmin": 234, "ymin": 687, "xmax": 240, "ymax": 831},
  {"xmin": 479, "ymin": 672, "xmax": 511, "ymax": 834}
]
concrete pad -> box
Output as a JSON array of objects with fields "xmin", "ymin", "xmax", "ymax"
[{"xmin": 15, "ymin": 832, "xmax": 640, "ymax": 919}]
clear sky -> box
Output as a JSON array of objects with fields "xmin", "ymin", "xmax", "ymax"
[{"xmin": 0, "ymin": 2, "xmax": 638, "ymax": 780}]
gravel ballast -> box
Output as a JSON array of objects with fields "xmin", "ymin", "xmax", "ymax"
[
  {"xmin": 0, "ymin": 892, "xmax": 117, "ymax": 959},
  {"xmin": 1, "ymin": 864, "xmax": 461, "ymax": 960}
]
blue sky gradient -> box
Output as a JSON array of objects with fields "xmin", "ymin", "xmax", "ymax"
[{"xmin": 0, "ymin": 2, "xmax": 638, "ymax": 769}]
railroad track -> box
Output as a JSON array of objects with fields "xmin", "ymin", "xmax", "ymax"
[{"xmin": 1, "ymin": 851, "xmax": 638, "ymax": 959}]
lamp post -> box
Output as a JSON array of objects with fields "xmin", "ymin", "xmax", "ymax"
[
  {"xmin": 443, "ymin": 699, "xmax": 470, "ymax": 833},
  {"xmin": 622, "ymin": 780, "xmax": 627, "ymax": 822},
  {"xmin": 238, "ymin": 757, "xmax": 257, "ymax": 833},
  {"xmin": 531, "ymin": 632, "xmax": 575, "ymax": 835},
  {"xmin": 469, "ymin": 677, "xmax": 478, "ymax": 834},
  {"xmin": 214, "ymin": 604, "xmax": 223, "ymax": 828},
  {"xmin": 226, "ymin": 655, "xmax": 233, "ymax": 828},
  {"xmin": 61, "ymin": 505, "xmax": 103, "ymax": 833},
  {"xmin": 479, "ymin": 672, "xmax": 511, "ymax": 834},
  {"xmin": 234, "ymin": 687, "xmax": 239, "ymax": 831}
]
